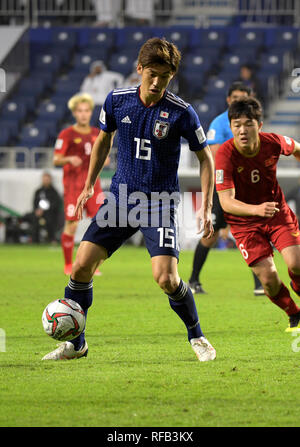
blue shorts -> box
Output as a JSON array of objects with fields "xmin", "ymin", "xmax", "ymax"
[{"xmin": 82, "ymin": 199, "xmax": 180, "ymax": 259}]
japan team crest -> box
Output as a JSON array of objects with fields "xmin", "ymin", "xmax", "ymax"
[{"xmin": 153, "ymin": 120, "xmax": 170, "ymax": 139}]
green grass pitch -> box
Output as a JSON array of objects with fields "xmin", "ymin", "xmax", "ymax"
[{"xmin": 1, "ymin": 244, "xmax": 300, "ymax": 427}]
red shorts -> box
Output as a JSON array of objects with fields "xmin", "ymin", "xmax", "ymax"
[
  {"xmin": 231, "ymin": 206, "xmax": 300, "ymax": 266},
  {"xmin": 64, "ymin": 180, "xmax": 105, "ymax": 221}
]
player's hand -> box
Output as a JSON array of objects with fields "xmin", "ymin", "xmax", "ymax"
[
  {"xmin": 69, "ymin": 156, "xmax": 83, "ymax": 167},
  {"xmin": 196, "ymin": 208, "xmax": 214, "ymax": 239},
  {"xmin": 256, "ymin": 202, "xmax": 279, "ymax": 218},
  {"xmin": 219, "ymin": 226, "xmax": 230, "ymax": 240},
  {"xmin": 74, "ymin": 186, "xmax": 94, "ymax": 220}
]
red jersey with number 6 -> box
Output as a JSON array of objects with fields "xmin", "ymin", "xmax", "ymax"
[
  {"xmin": 215, "ymin": 132, "xmax": 295, "ymax": 227},
  {"xmin": 54, "ymin": 126, "xmax": 100, "ymax": 191}
]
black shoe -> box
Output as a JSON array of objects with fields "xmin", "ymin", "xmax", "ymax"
[
  {"xmin": 253, "ymin": 285, "xmax": 265, "ymax": 296},
  {"xmin": 188, "ymin": 281, "xmax": 207, "ymax": 294},
  {"xmin": 286, "ymin": 310, "xmax": 300, "ymax": 332}
]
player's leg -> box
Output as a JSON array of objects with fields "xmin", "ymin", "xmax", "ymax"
[
  {"xmin": 84, "ymin": 182, "xmax": 106, "ymax": 276},
  {"xmin": 61, "ymin": 220, "xmax": 78, "ymax": 274},
  {"xmin": 42, "ymin": 240, "xmax": 107, "ymax": 360},
  {"xmin": 281, "ymin": 245, "xmax": 300, "ymax": 295},
  {"xmin": 43, "ymin": 201, "xmax": 138, "ymax": 360},
  {"xmin": 251, "ymin": 256, "xmax": 300, "ymax": 331},
  {"xmin": 188, "ymin": 230, "xmax": 219, "ymax": 294},
  {"xmin": 233, "ymin": 225, "xmax": 300, "ymax": 330},
  {"xmin": 151, "ymin": 254, "xmax": 216, "ymax": 361}
]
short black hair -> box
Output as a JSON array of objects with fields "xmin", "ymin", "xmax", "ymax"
[
  {"xmin": 227, "ymin": 81, "xmax": 252, "ymax": 97},
  {"xmin": 228, "ymin": 97, "xmax": 263, "ymax": 123}
]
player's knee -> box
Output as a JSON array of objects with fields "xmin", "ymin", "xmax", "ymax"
[
  {"xmin": 72, "ymin": 258, "xmax": 94, "ymax": 282},
  {"xmin": 154, "ymin": 272, "xmax": 178, "ymax": 294},
  {"xmin": 288, "ymin": 265, "xmax": 300, "ymax": 276},
  {"xmin": 259, "ymin": 273, "xmax": 279, "ymax": 296}
]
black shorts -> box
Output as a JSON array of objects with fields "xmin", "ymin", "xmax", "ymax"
[
  {"xmin": 82, "ymin": 198, "xmax": 180, "ymax": 259},
  {"xmin": 212, "ymin": 187, "xmax": 227, "ymax": 231}
]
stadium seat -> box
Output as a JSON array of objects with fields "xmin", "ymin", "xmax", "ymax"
[
  {"xmin": 258, "ymin": 50, "xmax": 290, "ymax": 75},
  {"xmin": 204, "ymin": 77, "xmax": 231, "ymax": 98},
  {"xmin": 34, "ymin": 53, "xmax": 63, "ymax": 74},
  {"xmin": 51, "ymin": 29, "xmax": 77, "ymax": 49},
  {"xmin": 180, "ymin": 71, "xmax": 205, "ymax": 98},
  {"xmin": 192, "ymin": 29, "xmax": 227, "ymax": 49},
  {"xmin": 0, "ymin": 128, "xmax": 11, "ymax": 146},
  {"xmin": 72, "ymin": 53, "xmax": 102, "ymax": 73},
  {"xmin": 11, "ymin": 95, "xmax": 37, "ymax": 114},
  {"xmin": 182, "ymin": 53, "xmax": 215, "ymax": 74},
  {"xmin": 116, "ymin": 28, "xmax": 151, "ymax": 50},
  {"xmin": 163, "ymin": 28, "xmax": 192, "ymax": 51},
  {"xmin": 18, "ymin": 126, "xmax": 49, "ymax": 148},
  {"xmin": 222, "ymin": 52, "xmax": 258, "ymax": 69},
  {"xmin": 0, "ymin": 101, "xmax": 27, "ymax": 123},
  {"xmin": 29, "ymin": 70, "xmax": 55, "ymax": 89},
  {"xmin": 33, "ymin": 119, "xmax": 58, "ymax": 140},
  {"xmin": 17, "ymin": 78, "xmax": 46, "ymax": 99},
  {"xmin": 38, "ymin": 102, "xmax": 66, "ymax": 123},
  {"xmin": 77, "ymin": 46, "xmax": 110, "ymax": 64},
  {"xmin": 108, "ymin": 53, "xmax": 136, "ymax": 77},
  {"xmin": 63, "ymin": 70, "xmax": 85, "ymax": 84},
  {"xmin": 0, "ymin": 119, "xmax": 19, "ymax": 139},
  {"xmin": 192, "ymin": 101, "xmax": 219, "ymax": 132},
  {"xmin": 88, "ymin": 29, "xmax": 115, "ymax": 49},
  {"xmin": 268, "ymin": 28, "xmax": 300, "ymax": 50},
  {"xmin": 54, "ymin": 77, "xmax": 82, "ymax": 95},
  {"xmin": 232, "ymin": 29, "xmax": 265, "ymax": 51}
]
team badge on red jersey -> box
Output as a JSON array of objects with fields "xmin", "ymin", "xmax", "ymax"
[{"xmin": 153, "ymin": 120, "xmax": 170, "ymax": 139}]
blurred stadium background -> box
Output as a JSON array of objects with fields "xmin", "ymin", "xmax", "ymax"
[{"xmin": 0, "ymin": 0, "xmax": 300, "ymax": 245}]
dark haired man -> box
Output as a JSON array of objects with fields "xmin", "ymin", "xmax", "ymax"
[
  {"xmin": 42, "ymin": 38, "xmax": 216, "ymax": 362},
  {"xmin": 188, "ymin": 82, "xmax": 264, "ymax": 296},
  {"xmin": 216, "ymin": 97, "xmax": 300, "ymax": 332}
]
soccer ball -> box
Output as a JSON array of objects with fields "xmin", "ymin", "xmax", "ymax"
[{"xmin": 42, "ymin": 298, "xmax": 85, "ymax": 341}]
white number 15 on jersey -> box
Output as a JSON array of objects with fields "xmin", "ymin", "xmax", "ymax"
[{"xmin": 134, "ymin": 137, "xmax": 151, "ymax": 160}]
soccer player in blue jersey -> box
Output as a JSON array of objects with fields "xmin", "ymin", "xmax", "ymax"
[
  {"xmin": 188, "ymin": 82, "xmax": 264, "ymax": 296},
  {"xmin": 42, "ymin": 38, "xmax": 216, "ymax": 362}
]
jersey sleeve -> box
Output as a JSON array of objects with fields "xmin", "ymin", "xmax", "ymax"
[
  {"xmin": 99, "ymin": 91, "xmax": 117, "ymax": 133},
  {"xmin": 54, "ymin": 129, "xmax": 70, "ymax": 156},
  {"xmin": 215, "ymin": 144, "xmax": 235, "ymax": 192},
  {"xmin": 207, "ymin": 115, "xmax": 228, "ymax": 145},
  {"xmin": 276, "ymin": 133, "xmax": 295, "ymax": 155},
  {"xmin": 180, "ymin": 105, "xmax": 208, "ymax": 152}
]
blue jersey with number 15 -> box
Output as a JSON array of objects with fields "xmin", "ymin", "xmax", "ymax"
[{"xmin": 99, "ymin": 86, "xmax": 207, "ymax": 200}]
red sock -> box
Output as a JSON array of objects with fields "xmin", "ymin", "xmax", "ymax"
[
  {"xmin": 267, "ymin": 283, "xmax": 300, "ymax": 316},
  {"xmin": 61, "ymin": 233, "xmax": 74, "ymax": 266},
  {"xmin": 288, "ymin": 269, "xmax": 300, "ymax": 294}
]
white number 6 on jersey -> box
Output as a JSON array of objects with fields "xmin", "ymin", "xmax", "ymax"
[
  {"xmin": 251, "ymin": 169, "xmax": 260, "ymax": 183},
  {"xmin": 239, "ymin": 243, "xmax": 249, "ymax": 260}
]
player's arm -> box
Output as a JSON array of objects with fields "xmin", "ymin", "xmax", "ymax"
[
  {"xmin": 292, "ymin": 139, "xmax": 300, "ymax": 162},
  {"xmin": 209, "ymin": 143, "xmax": 221, "ymax": 161},
  {"xmin": 194, "ymin": 146, "xmax": 214, "ymax": 238},
  {"xmin": 53, "ymin": 153, "xmax": 82, "ymax": 167},
  {"xmin": 218, "ymin": 188, "xmax": 279, "ymax": 218},
  {"xmin": 53, "ymin": 132, "xmax": 82, "ymax": 167},
  {"xmin": 74, "ymin": 129, "xmax": 114, "ymax": 219}
]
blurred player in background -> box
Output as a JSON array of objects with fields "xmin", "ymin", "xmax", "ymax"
[
  {"xmin": 216, "ymin": 97, "xmax": 300, "ymax": 332},
  {"xmin": 53, "ymin": 93, "xmax": 107, "ymax": 275},
  {"xmin": 188, "ymin": 82, "xmax": 265, "ymax": 296},
  {"xmin": 43, "ymin": 37, "xmax": 216, "ymax": 362}
]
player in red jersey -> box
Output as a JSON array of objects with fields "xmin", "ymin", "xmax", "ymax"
[
  {"xmin": 53, "ymin": 93, "xmax": 107, "ymax": 275},
  {"xmin": 215, "ymin": 97, "xmax": 300, "ymax": 332}
]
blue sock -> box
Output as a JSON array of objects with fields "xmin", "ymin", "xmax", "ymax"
[
  {"xmin": 168, "ymin": 279, "xmax": 204, "ymax": 341},
  {"xmin": 64, "ymin": 278, "xmax": 93, "ymax": 350}
]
